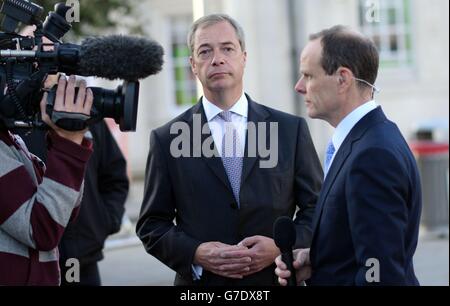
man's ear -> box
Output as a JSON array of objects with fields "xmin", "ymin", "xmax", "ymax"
[{"xmin": 336, "ymin": 67, "xmax": 353, "ymax": 91}]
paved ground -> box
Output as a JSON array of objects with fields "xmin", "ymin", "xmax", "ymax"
[
  {"xmin": 98, "ymin": 180, "xmax": 449, "ymax": 286},
  {"xmin": 99, "ymin": 230, "xmax": 449, "ymax": 286}
]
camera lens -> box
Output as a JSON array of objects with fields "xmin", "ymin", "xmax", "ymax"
[{"xmin": 45, "ymin": 81, "xmax": 140, "ymax": 132}]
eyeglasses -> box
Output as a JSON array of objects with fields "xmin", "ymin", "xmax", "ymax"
[{"xmin": 353, "ymin": 77, "xmax": 380, "ymax": 97}]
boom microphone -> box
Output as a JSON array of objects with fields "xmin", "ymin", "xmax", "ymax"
[
  {"xmin": 69, "ymin": 35, "xmax": 164, "ymax": 81},
  {"xmin": 273, "ymin": 216, "xmax": 297, "ymax": 286},
  {"xmin": 0, "ymin": 35, "xmax": 165, "ymax": 81},
  {"xmin": 0, "ymin": 1, "xmax": 165, "ymax": 132}
]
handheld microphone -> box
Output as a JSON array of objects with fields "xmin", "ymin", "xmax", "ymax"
[{"xmin": 273, "ymin": 216, "xmax": 297, "ymax": 286}]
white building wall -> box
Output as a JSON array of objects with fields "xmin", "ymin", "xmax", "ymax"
[
  {"xmin": 376, "ymin": 0, "xmax": 449, "ymax": 141},
  {"xmin": 221, "ymin": 0, "xmax": 295, "ymax": 114},
  {"xmin": 126, "ymin": 0, "xmax": 194, "ymax": 177},
  {"xmin": 120, "ymin": 0, "xmax": 448, "ymax": 176}
]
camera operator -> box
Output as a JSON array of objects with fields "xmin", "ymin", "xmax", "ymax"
[{"xmin": 0, "ymin": 75, "xmax": 94, "ymax": 285}]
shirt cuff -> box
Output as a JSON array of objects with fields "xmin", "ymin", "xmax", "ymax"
[{"xmin": 192, "ymin": 264, "xmax": 203, "ymax": 280}]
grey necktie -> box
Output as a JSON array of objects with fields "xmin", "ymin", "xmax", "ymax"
[{"xmin": 218, "ymin": 111, "xmax": 243, "ymax": 206}]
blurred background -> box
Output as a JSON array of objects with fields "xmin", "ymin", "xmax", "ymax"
[{"xmin": 31, "ymin": 0, "xmax": 448, "ymax": 285}]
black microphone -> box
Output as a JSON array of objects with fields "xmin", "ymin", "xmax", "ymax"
[
  {"xmin": 60, "ymin": 35, "xmax": 164, "ymax": 81},
  {"xmin": 273, "ymin": 216, "xmax": 297, "ymax": 286}
]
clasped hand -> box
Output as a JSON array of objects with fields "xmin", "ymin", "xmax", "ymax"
[{"xmin": 194, "ymin": 235, "xmax": 280, "ymax": 279}]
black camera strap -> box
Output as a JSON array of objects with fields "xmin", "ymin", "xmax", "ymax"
[{"xmin": 51, "ymin": 111, "xmax": 90, "ymax": 131}]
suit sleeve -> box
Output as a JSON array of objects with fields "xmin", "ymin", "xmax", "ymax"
[
  {"xmin": 293, "ymin": 118, "xmax": 323, "ymax": 248},
  {"xmin": 347, "ymin": 147, "xmax": 410, "ymax": 285},
  {"xmin": 96, "ymin": 122, "xmax": 129, "ymax": 235},
  {"xmin": 136, "ymin": 130, "xmax": 202, "ymax": 279}
]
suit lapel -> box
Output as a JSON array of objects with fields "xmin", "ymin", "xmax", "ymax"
[
  {"xmin": 310, "ymin": 141, "xmax": 352, "ymax": 236},
  {"xmin": 183, "ymin": 100, "xmax": 233, "ymax": 192},
  {"xmin": 240, "ymin": 95, "xmax": 271, "ymax": 186},
  {"xmin": 310, "ymin": 107, "xmax": 388, "ymax": 238},
  {"xmin": 183, "ymin": 96, "xmax": 271, "ymax": 197}
]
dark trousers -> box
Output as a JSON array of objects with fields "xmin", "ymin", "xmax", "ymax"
[{"xmin": 60, "ymin": 261, "xmax": 101, "ymax": 286}]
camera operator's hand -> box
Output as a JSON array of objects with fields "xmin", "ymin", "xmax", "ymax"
[{"xmin": 40, "ymin": 75, "xmax": 93, "ymax": 145}]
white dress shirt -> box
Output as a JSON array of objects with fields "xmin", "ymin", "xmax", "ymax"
[
  {"xmin": 202, "ymin": 93, "xmax": 248, "ymax": 156},
  {"xmin": 192, "ymin": 93, "xmax": 248, "ymax": 280},
  {"xmin": 327, "ymin": 100, "xmax": 379, "ymax": 169}
]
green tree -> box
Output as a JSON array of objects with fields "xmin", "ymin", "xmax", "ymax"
[{"xmin": 33, "ymin": 0, "xmax": 140, "ymax": 38}]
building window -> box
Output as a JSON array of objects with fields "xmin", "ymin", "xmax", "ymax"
[
  {"xmin": 359, "ymin": 0, "xmax": 414, "ymax": 69},
  {"xmin": 170, "ymin": 15, "xmax": 198, "ymax": 106}
]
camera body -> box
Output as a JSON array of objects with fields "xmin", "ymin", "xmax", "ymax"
[{"xmin": 0, "ymin": 0, "xmax": 140, "ymax": 131}]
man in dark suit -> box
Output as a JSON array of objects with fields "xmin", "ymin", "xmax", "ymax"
[
  {"xmin": 136, "ymin": 14, "xmax": 323, "ymax": 285},
  {"xmin": 275, "ymin": 25, "xmax": 422, "ymax": 286}
]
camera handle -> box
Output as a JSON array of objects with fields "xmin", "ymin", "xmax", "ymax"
[{"xmin": 1, "ymin": 62, "xmax": 49, "ymax": 129}]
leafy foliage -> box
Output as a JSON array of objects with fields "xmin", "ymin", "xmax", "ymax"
[{"xmin": 31, "ymin": 0, "xmax": 139, "ymax": 37}]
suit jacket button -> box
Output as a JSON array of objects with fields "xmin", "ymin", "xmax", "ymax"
[{"xmin": 230, "ymin": 202, "xmax": 238, "ymax": 209}]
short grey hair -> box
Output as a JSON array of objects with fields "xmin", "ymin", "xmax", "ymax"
[{"xmin": 187, "ymin": 14, "xmax": 246, "ymax": 54}]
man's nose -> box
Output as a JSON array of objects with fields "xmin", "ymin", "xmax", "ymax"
[
  {"xmin": 295, "ymin": 78, "xmax": 306, "ymax": 95},
  {"xmin": 211, "ymin": 51, "xmax": 225, "ymax": 66}
]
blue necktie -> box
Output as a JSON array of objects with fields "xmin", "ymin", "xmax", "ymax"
[
  {"xmin": 218, "ymin": 111, "xmax": 243, "ymax": 207},
  {"xmin": 324, "ymin": 140, "xmax": 335, "ymax": 177}
]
